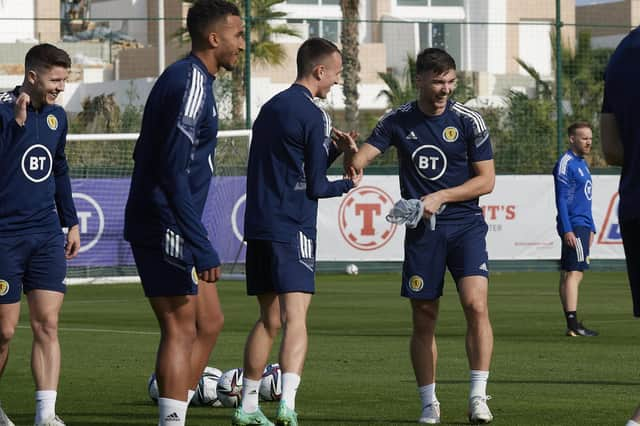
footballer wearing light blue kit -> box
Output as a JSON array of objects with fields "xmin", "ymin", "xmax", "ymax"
[
  {"xmin": 0, "ymin": 44, "xmax": 80, "ymax": 426},
  {"xmin": 124, "ymin": 2, "xmax": 245, "ymax": 425},
  {"xmin": 346, "ymin": 48, "xmax": 495, "ymax": 424},
  {"xmin": 235, "ymin": 38, "xmax": 361, "ymax": 426},
  {"xmin": 552, "ymin": 122, "xmax": 598, "ymax": 337}
]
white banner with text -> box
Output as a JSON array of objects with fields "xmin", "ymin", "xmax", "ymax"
[{"xmin": 316, "ymin": 175, "xmax": 623, "ymax": 261}]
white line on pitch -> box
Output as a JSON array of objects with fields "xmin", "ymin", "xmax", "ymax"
[{"xmin": 16, "ymin": 325, "xmax": 158, "ymax": 336}]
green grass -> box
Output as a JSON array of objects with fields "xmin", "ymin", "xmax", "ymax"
[{"xmin": 1, "ymin": 271, "xmax": 639, "ymax": 425}]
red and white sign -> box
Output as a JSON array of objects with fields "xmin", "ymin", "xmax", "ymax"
[{"xmin": 338, "ymin": 186, "xmax": 397, "ymax": 251}]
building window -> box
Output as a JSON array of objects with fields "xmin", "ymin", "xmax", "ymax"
[
  {"xmin": 397, "ymin": 0, "xmax": 428, "ymax": 5},
  {"xmin": 397, "ymin": 0, "xmax": 464, "ymax": 5},
  {"xmin": 286, "ymin": 0, "xmax": 339, "ymax": 4},
  {"xmin": 432, "ymin": 23, "xmax": 445, "ymax": 49},
  {"xmin": 288, "ymin": 19, "xmax": 340, "ymax": 43},
  {"xmin": 431, "ymin": 0, "xmax": 464, "ymax": 6},
  {"xmin": 322, "ymin": 20, "xmax": 339, "ymax": 42},
  {"xmin": 418, "ymin": 22, "xmax": 461, "ymax": 65},
  {"xmin": 308, "ymin": 20, "xmax": 319, "ymax": 38}
]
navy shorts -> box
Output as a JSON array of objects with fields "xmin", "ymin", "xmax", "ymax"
[
  {"xmin": 401, "ymin": 216, "xmax": 489, "ymax": 300},
  {"xmin": 0, "ymin": 232, "xmax": 67, "ymax": 304},
  {"xmin": 131, "ymin": 244, "xmax": 199, "ymax": 298},
  {"xmin": 560, "ymin": 226, "xmax": 591, "ymax": 272},
  {"xmin": 245, "ymin": 232, "xmax": 316, "ymax": 295},
  {"xmin": 620, "ymin": 218, "xmax": 640, "ymax": 317}
]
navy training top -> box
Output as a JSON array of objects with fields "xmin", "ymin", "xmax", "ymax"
[
  {"xmin": 0, "ymin": 87, "xmax": 78, "ymax": 235},
  {"xmin": 366, "ymin": 100, "xmax": 493, "ymax": 223},
  {"xmin": 602, "ymin": 27, "xmax": 640, "ymax": 221},
  {"xmin": 124, "ymin": 54, "xmax": 220, "ymax": 271},
  {"xmin": 244, "ymin": 84, "xmax": 353, "ymax": 242}
]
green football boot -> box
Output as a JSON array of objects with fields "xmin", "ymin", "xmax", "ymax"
[
  {"xmin": 275, "ymin": 401, "xmax": 298, "ymax": 426},
  {"xmin": 231, "ymin": 407, "xmax": 274, "ymax": 426}
]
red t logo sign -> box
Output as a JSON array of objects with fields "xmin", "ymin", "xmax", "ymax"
[{"xmin": 355, "ymin": 203, "xmax": 380, "ymax": 236}]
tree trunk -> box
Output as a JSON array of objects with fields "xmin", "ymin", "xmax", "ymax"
[
  {"xmin": 340, "ymin": 0, "xmax": 360, "ymax": 131},
  {"xmin": 231, "ymin": 65, "xmax": 245, "ymax": 127}
]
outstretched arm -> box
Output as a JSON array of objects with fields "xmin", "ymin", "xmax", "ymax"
[
  {"xmin": 304, "ymin": 121, "xmax": 356, "ymax": 199},
  {"xmin": 340, "ymin": 137, "xmax": 381, "ymax": 177}
]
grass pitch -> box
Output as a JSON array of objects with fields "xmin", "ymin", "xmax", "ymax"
[{"xmin": 1, "ymin": 271, "xmax": 638, "ymax": 425}]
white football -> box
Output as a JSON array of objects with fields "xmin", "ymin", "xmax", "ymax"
[
  {"xmin": 345, "ymin": 263, "xmax": 359, "ymax": 275},
  {"xmin": 216, "ymin": 368, "xmax": 244, "ymax": 408},
  {"xmin": 192, "ymin": 366, "xmax": 223, "ymax": 407},
  {"xmin": 259, "ymin": 363, "xmax": 282, "ymax": 401},
  {"xmin": 147, "ymin": 372, "xmax": 159, "ymax": 403}
]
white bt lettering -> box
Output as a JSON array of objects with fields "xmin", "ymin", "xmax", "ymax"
[
  {"xmin": 77, "ymin": 211, "xmax": 92, "ymax": 233},
  {"xmin": 29, "ymin": 156, "xmax": 47, "ymax": 170},
  {"xmin": 418, "ymin": 156, "xmax": 439, "ymax": 170}
]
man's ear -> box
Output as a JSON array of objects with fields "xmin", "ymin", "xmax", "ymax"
[
  {"xmin": 27, "ymin": 69, "xmax": 38, "ymax": 85},
  {"xmin": 312, "ymin": 64, "xmax": 325, "ymax": 81},
  {"xmin": 208, "ymin": 31, "xmax": 219, "ymax": 48}
]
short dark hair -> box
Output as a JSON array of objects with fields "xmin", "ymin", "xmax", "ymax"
[
  {"xmin": 416, "ymin": 48, "xmax": 456, "ymax": 76},
  {"xmin": 187, "ymin": 0, "xmax": 241, "ymax": 47},
  {"xmin": 25, "ymin": 43, "xmax": 71, "ymax": 71},
  {"xmin": 296, "ymin": 37, "xmax": 340, "ymax": 78},
  {"xmin": 568, "ymin": 121, "xmax": 592, "ymax": 137}
]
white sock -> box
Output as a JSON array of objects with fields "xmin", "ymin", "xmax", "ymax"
[
  {"xmin": 158, "ymin": 397, "xmax": 187, "ymax": 426},
  {"xmin": 470, "ymin": 370, "xmax": 489, "ymax": 399},
  {"xmin": 187, "ymin": 389, "xmax": 195, "ymax": 405},
  {"xmin": 626, "ymin": 421, "xmax": 640, "ymax": 426},
  {"xmin": 241, "ymin": 377, "xmax": 261, "ymax": 413},
  {"xmin": 281, "ymin": 372, "xmax": 301, "ymax": 410},
  {"xmin": 34, "ymin": 390, "xmax": 56, "ymax": 424},
  {"xmin": 418, "ymin": 383, "xmax": 438, "ymax": 407}
]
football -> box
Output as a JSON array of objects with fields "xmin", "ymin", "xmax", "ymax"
[
  {"xmin": 259, "ymin": 363, "xmax": 282, "ymax": 401},
  {"xmin": 147, "ymin": 372, "xmax": 159, "ymax": 403},
  {"xmin": 345, "ymin": 263, "xmax": 359, "ymax": 275},
  {"xmin": 216, "ymin": 368, "xmax": 244, "ymax": 408},
  {"xmin": 192, "ymin": 366, "xmax": 223, "ymax": 407}
]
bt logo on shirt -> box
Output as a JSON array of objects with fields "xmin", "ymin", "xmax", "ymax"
[
  {"xmin": 411, "ymin": 145, "xmax": 447, "ymax": 181},
  {"xmin": 21, "ymin": 144, "xmax": 52, "ymax": 183}
]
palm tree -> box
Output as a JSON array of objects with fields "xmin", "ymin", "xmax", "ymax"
[
  {"xmin": 515, "ymin": 30, "xmax": 613, "ymax": 167},
  {"xmin": 377, "ymin": 54, "xmax": 417, "ymax": 109},
  {"xmin": 75, "ymin": 93, "xmax": 121, "ymax": 133},
  {"xmin": 340, "ymin": 0, "xmax": 360, "ymax": 131},
  {"xmin": 178, "ymin": 0, "xmax": 300, "ymax": 126},
  {"xmin": 230, "ymin": 0, "xmax": 300, "ymax": 126}
]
